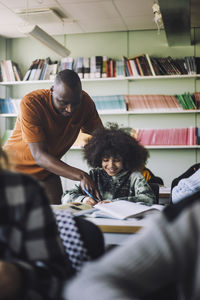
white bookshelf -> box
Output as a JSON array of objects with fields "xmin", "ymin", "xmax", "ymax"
[
  {"xmin": 0, "ymin": 113, "xmax": 17, "ymax": 117},
  {"xmin": 1, "ymin": 73, "xmax": 200, "ymax": 188},
  {"xmin": 70, "ymin": 145, "xmax": 200, "ymax": 150},
  {"xmin": 1, "ymin": 109, "xmax": 200, "ymax": 118},
  {"xmin": 0, "ymin": 73, "xmax": 200, "ymax": 86}
]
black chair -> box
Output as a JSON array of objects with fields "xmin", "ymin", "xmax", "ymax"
[
  {"xmin": 149, "ymin": 182, "xmax": 160, "ymax": 204},
  {"xmin": 142, "ymin": 168, "xmax": 163, "ymax": 204},
  {"xmin": 144, "ymin": 167, "xmax": 164, "ymax": 186},
  {"xmin": 74, "ymin": 216, "xmax": 105, "ymax": 259},
  {"xmin": 171, "ymin": 163, "xmax": 200, "ymax": 191}
]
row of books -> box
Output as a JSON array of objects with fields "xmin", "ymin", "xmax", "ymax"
[
  {"xmin": 1, "ymin": 54, "xmax": 200, "ymax": 82},
  {"xmin": 58, "ymin": 55, "xmax": 200, "ymax": 78},
  {"xmin": 92, "ymin": 93, "xmax": 200, "ymax": 112},
  {"xmin": 0, "ymin": 56, "xmax": 119, "ymax": 82},
  {"xmin": 92, "ymin": 95, "xmax": 126, "ymax": 111},
  {"xmin": 60, "ymin": 56, "xmax": 119, "ymax": 79},
  {"xmin": 1, "ymin": 127, "xmax": 199, "ymax": 147},
  {"xmin": 132, "ymin": 127, "xmax": 197, "ymax": 146},
  {"xmin": 71, "ymin": 127, "xmax": 200, "ymax": 148},
  {"xmin": 23, "ymin": 58, "xmax": 58, "ymax": 81},
  {"xmin": 125, "ymin": 92, "xmax": 200, "ymax": 111},
  {"xmin": 0, "ymin": 60, "xmax": 22, "ymax": 82},
  {"xmin": 1, "ymin": 92, "xmax": 200, "ymax": 115},
  {"xmin": 0, "ymin": 98, "xmax": 20, "ymax": 114},
  {"xmin": 122, "ymin": 55, "xmax": 200, "ymax": 77},
  {"xmin": 0, "ymin": 58, "xmax": 58, "ymax": 82}
]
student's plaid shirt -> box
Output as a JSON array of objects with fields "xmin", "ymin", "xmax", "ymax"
[{"xmin": 0, "ymin": 170, "xmax": 74, "ymax": 299}]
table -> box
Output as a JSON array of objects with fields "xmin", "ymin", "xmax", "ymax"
[
  {"xmin": 159, "ymin": 187, "xmax": 171, "ymax": 205},
  {"xmin": 52, "ymin": 203, "xmax": 160, "ymax": 245},
  {"xmin": 87, "ymin": 216, "xmax": 154, "ymax": 245}
]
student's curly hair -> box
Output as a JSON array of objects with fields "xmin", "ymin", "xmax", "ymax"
[{"xmin": 84, "ymin": 124, "xmax": 149, "ymax": 171}]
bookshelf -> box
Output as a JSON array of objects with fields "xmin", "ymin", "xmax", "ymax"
[
  {"xmin": 0, "ymin": 114, "xmax": 17, "ymax": 117},
  {"xmin": 0, "ymin": 76, "xmax": 199, "ymax": 141},
  {"xmin": 0, "ymin": 74, "xmax": 200, "ymax": 86},
  {"xmin": 71, "ymin": 145, "xmax": 200, "ymax": 150},
  {"xmin": 1, "ymin": 75, "xmax": 200, "ymax": 189},
  {"xmin": 1, "ymin": 29, "xmax": 200, "ymax": 189},
  {"xmin": 2, "ymin": 110, "xmax": 200, "ymax": 117}
]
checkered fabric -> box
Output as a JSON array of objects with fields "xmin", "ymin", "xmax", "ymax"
[
  {"xmin": 54, "ymin": 210, "xmax": 91, "ymax": 272},
  {"xmin": 0, "ymin": 170, "xmax": 73, "ymax": 300}
]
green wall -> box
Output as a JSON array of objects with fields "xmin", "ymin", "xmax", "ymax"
[
  {"xmin": 0, "ymin": 36, "xmax": 8, "ymax": 137},
  {"xmin": 2, "ymin": 29, "xmax": 200, "ymax": 188}
]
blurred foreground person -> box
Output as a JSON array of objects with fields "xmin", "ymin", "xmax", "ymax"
[
  {"xmin": 0, "ymin": 144, "xmax": 73, "ymax": 299},
  {"xmin": 64, "ymin": 191, "xmax": 200, "ymax": 300}
]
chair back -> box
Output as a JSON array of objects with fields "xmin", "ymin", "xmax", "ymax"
[
  {"xmin": 149, "ymin": 182, "xmax": 160, "ymax": 204},
  {"xmin": 171, "ymin": 163, "xmax": 200, "ymax": 191},
  {"xmin": 143, "ymin": 168, "xmax": 164, "ymax": 185}
]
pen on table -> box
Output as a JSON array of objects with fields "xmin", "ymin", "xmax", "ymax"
[{"xmin": 83, "ymin": 188, "xmax": 99, "ymax": 203}]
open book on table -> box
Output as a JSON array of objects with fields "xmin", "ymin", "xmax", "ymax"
[{"xmin": 92, "ymin": 200, "xmax": 164, "ymax": 220}]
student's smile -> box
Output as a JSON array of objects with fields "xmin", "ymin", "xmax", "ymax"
[{"xmin": 102, "ymin": 156, "xmax": 123, "ymax": 176}]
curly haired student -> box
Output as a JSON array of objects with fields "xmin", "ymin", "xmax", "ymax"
[{"xmin": 62, "ymin": 125, "xmax": 155, "ymax": 206}]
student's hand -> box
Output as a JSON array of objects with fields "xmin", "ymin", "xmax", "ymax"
[
  {"xmin": 98, "ymin": 200, "xmax": 111, "ymax": 204},
  {"xmin": 83, "ymin": 197, "xmax": 97, "ymax": 206},
  {"xmin": 80, "ymin": 173, "xmax": 102, "ymax": 202}
]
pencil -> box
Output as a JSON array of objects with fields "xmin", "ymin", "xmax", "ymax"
[{"xmin": 83, "ymin": 188, "xmax": 98, "ymax": 203}]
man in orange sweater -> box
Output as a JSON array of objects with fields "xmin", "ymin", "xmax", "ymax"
[{"xmin": 4, "ymin": 69, "xmax": 103, "ymax": 204}]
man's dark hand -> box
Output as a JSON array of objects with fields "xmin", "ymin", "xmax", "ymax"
[{"xmin": 80, "ymin": 173, "xmax": 102, "ymax": 202}]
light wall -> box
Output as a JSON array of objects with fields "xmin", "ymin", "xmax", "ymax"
[
  {"xmin": 2, "ymin": 28, "xmax": 200, "ymax": 188},
  {"xmin": 0, "ymin": 36, "xmax": 8, "ymax": 135}
]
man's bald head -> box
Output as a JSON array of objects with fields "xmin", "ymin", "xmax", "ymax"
[
  {"xmin": 51, "ymin": 69, "xmax": 82, "ymax": 118},
  {"xmin": 54, "ymin": 69, "xmax": 82, "ymax": 91}
]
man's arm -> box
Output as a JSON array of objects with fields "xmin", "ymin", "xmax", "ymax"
[{"xmin": 28, "ymin": 141, "xmax": 102, "ymax": 200}]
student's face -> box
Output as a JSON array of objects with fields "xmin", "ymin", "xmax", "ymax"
[
  {"xmin": 102, "ymin": 156, "xmax": 123, "ymax": 176},
  {"xmin": 51, "ymin": 83, "xmax": 82, "ymax": 118}
]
